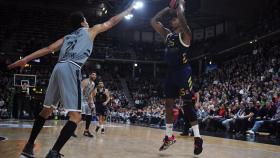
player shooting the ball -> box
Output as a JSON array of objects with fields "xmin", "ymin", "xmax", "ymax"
[{"xmin": 151, "ymin": 0, "xmax": 203, "ymax": 155}]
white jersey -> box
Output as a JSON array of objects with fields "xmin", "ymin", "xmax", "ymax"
[{"xmin": 82, "ymin": 78, "xmax": 95, "ymax": 103}]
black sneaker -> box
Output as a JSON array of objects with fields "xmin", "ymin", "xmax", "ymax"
[
  {"xmin": 101, "ymin": 128, "xmax": 105, "ymax": 134},
  {"xmin": 45, "ymin": 150, "xmax": 64, "ymax": 158},
  {"xmin": 95, "ymin": 126, "xmax": 100, "ymax": 133},
  {"xmin": 72, "ymin": 133, "xmax": 77, "ymax": 138},
  {"xmin": 20, "ymin": 143, "xmax": 35, "ymax": 158},
  {"xmin": 83, "ymin": 131, "xmax": 94, "ymax": 138},
  {"xmin": 194, "ymin": 137, "xmax": 203, "ymax": 155}
]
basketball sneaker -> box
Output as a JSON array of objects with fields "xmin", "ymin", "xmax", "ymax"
[
  {"xmin": 83, "ymin": 131, "xmax": 94, "ymax": 137},
  {"xmin": 20, "ymin": 143, "xmax": 35, "ymax": 158},
  {"xmin": 45, "ymin": 150, "xmax": 64, "ymax": 158},
  {"xmin": 101, "ymin": 128, "xmax": 105, "ymax": 134},
  {"xmin": 194, "ymin": 137, "xmax": 203, "ymax": 155},
  {"xmin": 159, "ymin": 135, "xmax": 176, "ymax": 151},
  {"xmin": 95, "ymin": 126, "xmax": 100, "ymax": 133}
]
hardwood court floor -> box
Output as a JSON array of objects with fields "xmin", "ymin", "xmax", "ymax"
[{"xmin": 0, "ymin": 120, "xmax": 280, "ymax": 158}]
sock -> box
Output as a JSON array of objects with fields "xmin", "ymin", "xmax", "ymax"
[
  {"xmin": 85, "ymin": 115, "xmax": 92, "ymax": 130},
  {"xmin": 27, "ymin": 115, "xmax": 46, "ymax": 145},
  {"xmin": 52, "ymin": 121, "xmax": 77, "ymax": 152},
  {"xmin": 165, "ymin": 124, "xmax": 173, "ymax": 137},
  {"xmin": 192, "ymin": 124, "xmax": 201, "ymax": 137}
]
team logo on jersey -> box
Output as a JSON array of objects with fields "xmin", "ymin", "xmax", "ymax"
[{"xmin": 167, "ymin": 39, "xmax": 175, "ymax": 47}]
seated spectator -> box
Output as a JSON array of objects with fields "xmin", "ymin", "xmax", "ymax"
[
  {"xmin": 222, "ymin": 103, "xmax": 241, "ymax": 132},
  {"xmin": 247, "ymin": 100, "xmax": 280, "ymax": 135},
  {"xmin": 234, "ymin": 102, "xmax": 257, "ymax": 135},
  {"xmin": 197, "ymin": 104, "xmax": 210, "ymax": 122},
  {"xmin": 204, "ymin": 104, "xmax": 226, "ymax": 131},
  {"xmin": 256, "ymin": 101, "xmax": 276, "ymax": 121}
]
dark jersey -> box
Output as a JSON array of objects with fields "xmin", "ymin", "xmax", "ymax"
[
  {"xmin": 164, "ymin": 32, "xmax": 190, "ymax": 67},
  {"xmin": 95, "ymin": 89, "xmax": 107, "ymax": 104},
  {"xmin": 245, "ymin": 106, "xmax": 258, "ymax": 118}
]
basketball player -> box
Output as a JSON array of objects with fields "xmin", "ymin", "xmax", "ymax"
[
  {"xmin": 8, "ymin": 3, "xmax": 136, "ymax": 157},
  {"xmin": 19, "ymin": 82, "xmax": 31, "ymax": 119},
  {"xmin": 151, "ymin": 0, "xmax": 203, "ymax": 155},
  {"xmin": 95, "ymin": 80, "xmax": 110, "ymax": 134},
  {"xmin": 80, "ymin": 71, "xmax": 97, "ymax": 137}
]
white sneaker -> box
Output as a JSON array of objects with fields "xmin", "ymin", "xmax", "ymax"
[{"xmin": 246, "ymin": 130, "xmax": 255, "ymax": 135}]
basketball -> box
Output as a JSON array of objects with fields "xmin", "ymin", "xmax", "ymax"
[{"xmin": 169, "ymin": 0, "xmax": 179, "ymax": 9}]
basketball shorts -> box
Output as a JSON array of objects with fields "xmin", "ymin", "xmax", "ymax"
[
  {"xmin": 43, "ymin": 62, "xmax": 82, "ymax": 112},
  {"xmin": 164, "ymin": 65, "xmax": 194, "ymax": 99},
  {"xmin": 81, "ymin": 100, "xmax": 95, "ymax": 115},
  {"xmin": 95, "ymin": 103, "xmax": 106, "ymax": 116}
]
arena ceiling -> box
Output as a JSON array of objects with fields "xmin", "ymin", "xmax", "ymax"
[{"xmin": 0, "ymin": 0, "xmax": 274, "ymax": 31}]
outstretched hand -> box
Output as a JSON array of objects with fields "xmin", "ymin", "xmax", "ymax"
[
  {"xmin": 8, "ymin": 58, "xmax": 28, "ymax": 70},
  {"xmin": 127, "ymin": 0, "xmax": 139, "ymax": 14}
]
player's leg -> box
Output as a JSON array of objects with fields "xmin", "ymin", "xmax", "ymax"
[
  {"xmin": 182, "ymin": 99, "xmax": 203, "ymax": 155},
  {"xmin": 165, "ymin": 98, "xmax": 174, "ymax": 137},
  {"xmin": 84, "ymin": 112, "xmax": 93, "ymax": 137},
  {"xmin": 84, "ymin": 114, "xmax": 93, "ymax": 131},
  {"xmin": 20, "ymin": 107, "xmax": 54, "ymax": 158},
  {"xmin": 73, "ymin": 101, "xmax": 89, "ymax": 138},
  {"xmin": 95, "ymin": 106, "xmax": 101, "ymax": 133},
  {"xmin": 46, "ymin": 111, "xmax": 81, "ymax": 157},
  {"xmin": 20, "ymin": 69, "xmax": 60, "ymax": 158},
  {"xmin": 159, "ymin": 78, "xmax": 177, "ymax": 151},
  {"xmin": 180, "ymin": 73, "xmax": 203, "ymax": 155},
  {"xmin": 100, "ymin": 115, "xmax": 105, "ymax": 134},
  {"xmin": 159, "ymin": 98, "xmax": 177, "ymax": 151},
  {"xmin": 46, "ymin": 64, "xmax": 82, "ymax": 157},
  {"xmin": 95, "ymin": 115, "xmax": 101, "ymax": 133},
  {"xmin": 82, "ymin": 102, "xmax": 94, "ymax": 137},
  {"xmin": 95, "ymin": 105, "xmax": 105, "ymax": 134}
]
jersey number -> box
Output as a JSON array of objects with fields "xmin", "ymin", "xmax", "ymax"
[{"xmin": 63, "ymin": 39, "xmax": 77, "ymax": 59}]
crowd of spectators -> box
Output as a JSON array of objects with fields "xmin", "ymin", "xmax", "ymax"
[
  {"xmin": 196, "ymin": 39, "xmax": 280, "ymax": 135},
  {"xmin": 110, "ymin": 98, "xmax": 166, "ymax": 126},
  {"xmin": 127, "ymin": 77, "xmax": 163, "ymax": 109},
  {"xmin": 0, "ymin": 57, "xmax": 13, "ymax": 119}
]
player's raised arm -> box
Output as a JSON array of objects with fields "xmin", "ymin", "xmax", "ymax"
[
  {"xmin": 8, "ymin": 38, "xmax": 64, "ymax": 70},
  {"xmin": 89, "ymin": 1, "xmax": 135, "ymax": 40},
  {"xmin": 176, "ymin": 0, "xmax": 192, "ymax": 42},
  {"xmin": 150, "ymin": 7, "xmax": 172, "ymax": 39}
]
